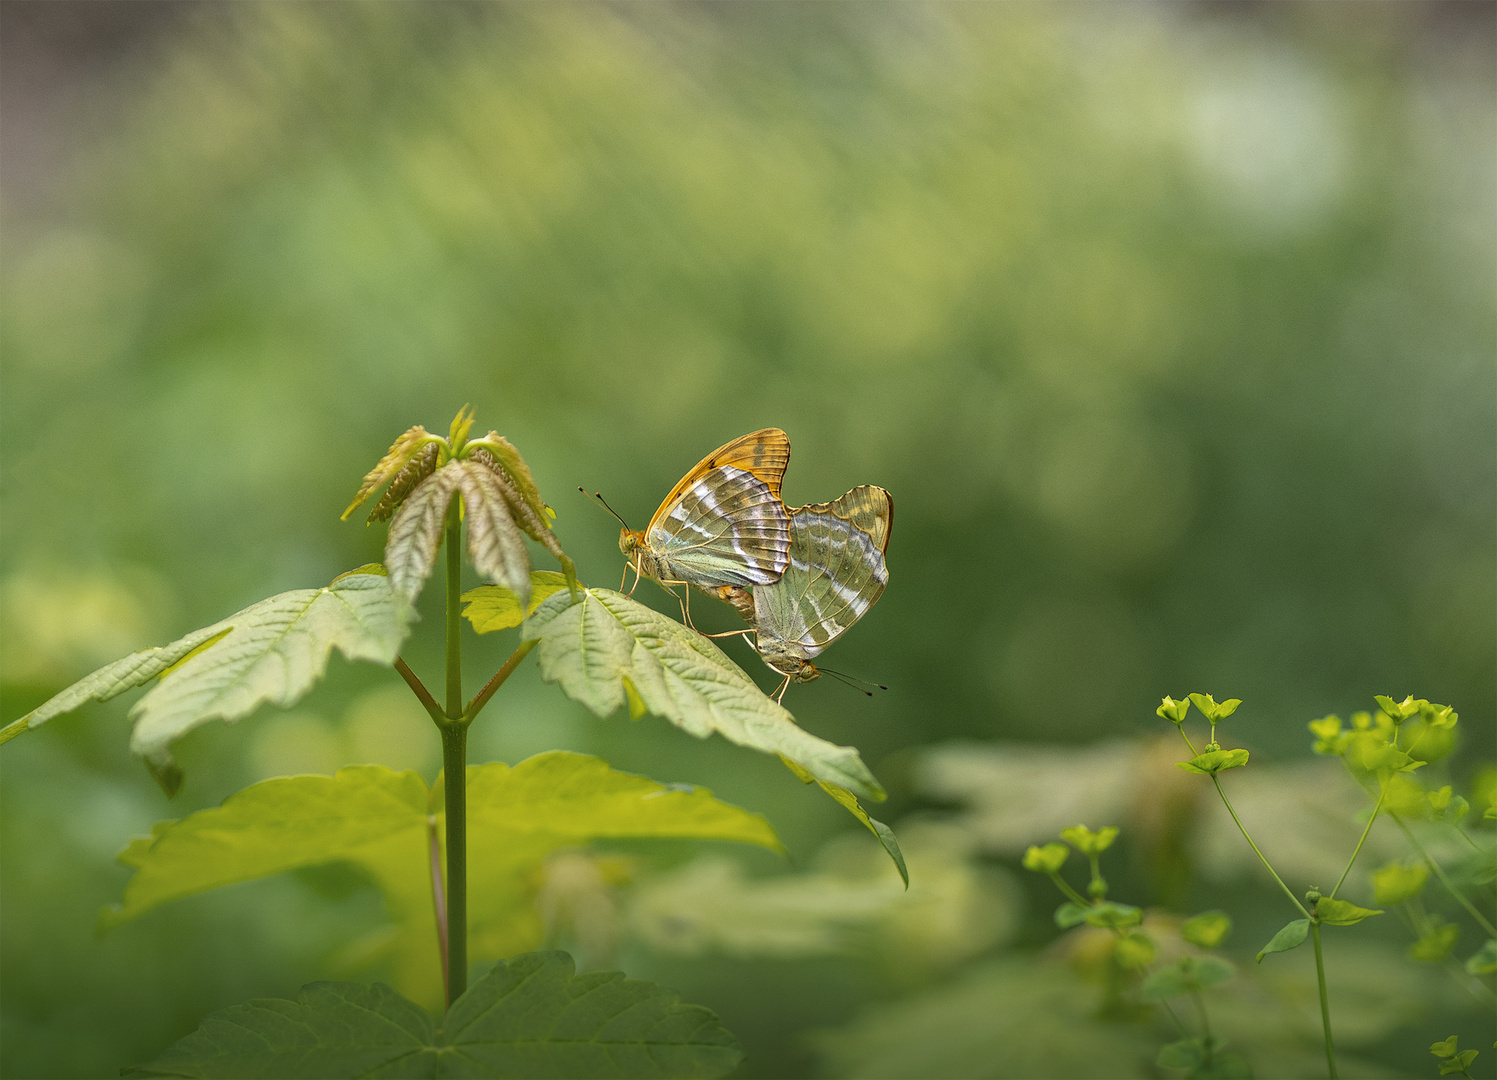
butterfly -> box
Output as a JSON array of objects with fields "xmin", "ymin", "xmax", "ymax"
[
  {"xmin": 618, "ymin": 429, "xmax": 793, "ymax": 617},
  {"xmin": 725, "ymin": 485, "xmax": 892, "ymax": 700}
]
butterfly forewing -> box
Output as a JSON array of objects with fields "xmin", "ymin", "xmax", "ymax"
[
  {"xmin": 647, "ymin": 428, "xmax": 791, "ymax": 534},
  {"xmin": 647, "ymin": 464, "xmax": 791, "ymax": 587}
]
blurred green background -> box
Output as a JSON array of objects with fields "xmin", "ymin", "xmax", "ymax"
[{"xmin": 2, "ymin": 3, "xmax": 1493, "ymax": 1077}]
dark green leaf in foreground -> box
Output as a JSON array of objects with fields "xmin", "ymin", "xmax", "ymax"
[
  {"xmin": 0, "ymin": 568, "xmax": 409, "ymax": 776},
  {"xmin": 462, "ymin": 573, "xmax": 572, "ymax": 634},
  {"xmin": 522, "ymin": 588, "xmax": 884, "ymax": 801},
  {"xmin": 103, "ymin": 753, "xmax": 781, "ymax": 1009},
  {"xmin": 125, "ymin": 951, "xmax": 741, "ymax": 1079},
  {"xmin": 778, "ymin": 755, "xmax": 907, "ymax": 885},
  {"xmin": 1255, "ymin": 918, "xmax": 1310, "ymax": 962}
]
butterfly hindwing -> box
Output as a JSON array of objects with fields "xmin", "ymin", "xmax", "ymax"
[{"xmin": 753, "ymin": 485, "xmax": 892, "ymax": 675}]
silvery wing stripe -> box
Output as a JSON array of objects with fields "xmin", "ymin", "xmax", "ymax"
[{"xmin": 648, "ymin": 466, "xmax": 790, "ymax": 587}]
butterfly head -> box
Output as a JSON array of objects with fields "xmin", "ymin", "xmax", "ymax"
[
  {"xmin": 618, "ymin": 528, "xmax": 642, "ymax": 559},
  {"xmin": 757, "ymin": 639, "xmax": 821, "ymax": 684}
]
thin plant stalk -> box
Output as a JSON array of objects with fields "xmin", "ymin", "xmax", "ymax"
[
  {"xmin": 1329, "ymin": 786, "xmax": 1385, "ymax": 900},
  {"xmin": 1391, "ymin": 813, "xmax": 1497, "ymax": 938},
  {"xmin": 1208, "ymin": 774, "xmax": 1311, "ymax": 919},
  {"xmin": 1310, "ymin": 921, "xmax": 1337, "ymax": 1079}
]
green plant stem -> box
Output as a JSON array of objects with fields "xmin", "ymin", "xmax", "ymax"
[
  {"xmin": 1191, "ymin": 990, "xmax": 1213, "ymax": 1058},
  {"xmin": 1209, "ymin": 774, "xmax": 1311, "ymax": 918},
  {"xmin": 1329, "ymin": 786, "xmax": 1385, "ymax": 900},
  {"xmin": 394, "ymin": 656, "xmax": 444, "ymax": 724},
  {"xmin": 427, "ymin": 812, "xmax": 448, "ymax": 1002},
  {"xmin": 1175, "ymin": 728, "xmax": 1200, "ymax": 757},
  {"xmin": 1391, "ymin": 813, "xmax": 1497, "ymax": 937},
  {"xmin": 445, "ymin": 508, "xmax": 463, "ymax": 719},
  {"xmin": 440, "ymin": 721, "xmax": 467, "ymax": 1004},
  {"xmin": 1048, "ymin": 872, "xmax": 1091, "ymax": 908},
  {"xmin": 464, "ymin": 639, "xmax": 538, "ymax": 723},
  {"xmin": 1310, "ymin": 921, "xmax": 1337, "ymax": 1079}
]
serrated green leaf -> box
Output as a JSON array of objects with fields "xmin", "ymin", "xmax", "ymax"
[
  {"xmin": 1464, "ymin": 939, "xmax": 1497, "ymax": 975},
  {"xmin": 457, "ymin": 460, "xmax": 535, "ymax": 603},
  {"xmin": 126, "ymin": 951, "xmax": 741, "ymax": 1079},
  {"xmin": 462, "ymin": 573, "xmax": 570, "ymax": 634},
  {"xmin": 102, "ymin": 753, "xmax": 781, "ymax": 1010},
  {"xmin": 815, "ymin": 776, "xmax": 908, "ymax": 888},
  {"xmin": 384, "ymin": 462, "xmax": 465, "ymax": 606},
  {"xmin": 1181, "ymin": 910, "xmax": 1232, "ymax": 949},
  {"xmin": 342, "ymin": 425, "xmax": 436, "ymax": 520},
  {"xmin": 1314, "ymin": 897, "xmax": 1382, "ymax": 926},
  {"xmin": 1256, "ymin": 918, "xmax": 1310, "ymax": 962},
  {"xmin": 522, "ymin": 588, "xmax": 883, "ymax": 801},
  {"xmin": 1, "ymin": 570, "xmax": 409, "ymax": 768},
  {"xmin": 1177, "ymin": 748, "xmax": 1250, "ymax": 775}
]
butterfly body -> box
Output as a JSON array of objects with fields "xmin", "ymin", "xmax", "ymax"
[
  {"xmin": 742, "ymin": 485, "xmax": 893, "ymax": 691},
  {"xmin": 620, "ymin": 429, "xmax": 793, "ymax": 596}
]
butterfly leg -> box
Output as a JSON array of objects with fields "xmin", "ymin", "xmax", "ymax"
[
  {"xmin": 701, "ymin": 628, "xmax": 752, "ymax": 640},
  {"xmin": 625, "ymin": 554, "xmax": 643, "ymax": 596},
  {"xmin": 773, "ymin": 674, "xmax": 792, "ymax": 704},
  {"xmin": 655, "ymin": 578, "xmax": 695, "ymax": 629}
]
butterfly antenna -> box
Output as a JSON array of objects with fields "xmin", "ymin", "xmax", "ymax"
[
  {"xmin": 819, "ymin": 667, "xmax": 888, "ymax": 696},
  {"xmin": 578, "ymin": 487, "xmax": 631, "ymax": 529}
]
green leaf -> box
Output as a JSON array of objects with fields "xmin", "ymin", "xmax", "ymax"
[
  {"xmin": 1409, "ymin": 921, "xmax": 1459, "ymax": 963},
  {"xmin": 1022, "ymin": 843, "xmax": 1069, "ymax": 874},
  {"xmin": 1371, "ymin": 860, "xmax": 1428, "ymax": 905},
  {"xmin": 462, "ymin": 572, "xmax": 571, "ymax": 634},
  {"xmin": 1140, "ymin": 965, "xmax": 1189, "ymax": 1001},
  {"xmin": 1059, "ymin": 824, "xmax": 1118, "ymax": 856},
  {"xmin": 102, "ymin": 753, "xmax": 782, "ymax": 1010},
  {"xmin": 794, "ymin": 764, "xmax": 906, "ymax": 887},
  {"xmin": 126, "ymin": 951, "xmax": 741, "ymax": 1079},
  {"xmin": 1190, "ymin": 955, "xmax": 1235, "ymax": 988},
  {"xmin": 1431, "ymin": 1036, "xmax": 1459, "ymax": 1059},
  {"xmin": 1314, "ymin": 897, "xmax": 1382, "ymax": 926},
  {"xmin": 457, "ymin": 460, "xmax": 535, "ymax": 604},
  {"xmin": 1113, "ymin": 933, "xmax": 1154, "ymax": 968},
  {"xmin": 1, "ymin": 569, "xmax": 409, "ymax": 771},
  {"xmin": 1462, "ymin": 939, "xmax": 1497, "ymax": 976},
  {"xmin": 1083, "ymin": 901, "xmax": 1141, "ymax": 929},
  {"xmin": 1181, "ymin": 910, "xmax": 1231, "ymax": 949},
  {"xmin": 1054, "ymin": 902, "xmax": 1090, "ymax": 929},
  {"xmin": 385, "ymin": 461, "xmax": 537, "ymax": 608},
  {"xmin": 522, "ymin": 588, "xmax": 883, "ymax": 801},
  {"xmin": 1156, "ymin": 696, "xmax": 1191, "ymax": 724},
  {"xmin": 1255, "ymin": 918, "xmax": 1310, "ymax": 962},
  {"xmin": 1177, "ymin": 748, "xmax": 1249, "ymax": 775},
  {"xmin": 341, "ymin": 424, "xmax": 436, "ymax": 520},
  {"xmin": 1157, "ymin": 1038, "xmax": 1208, "ymax": 1070},
  {"xmin": 1441, "ymin": 1052, "xmax": 1480, "ymax": 1076}
]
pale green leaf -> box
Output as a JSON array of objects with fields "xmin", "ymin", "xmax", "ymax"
[
  {"xmin": 126, "ymin": 951, "xmax": 741, "ymax": 1079},
  {"xmin": 341, "ymin": 425, "xmax": 436, "ymax": 520},
  {"xmin": 1, "ymin": 569, "xmax": 408, "ymax": 766},
  {"xmin": 1177, "ymin": 748, "xmax": 1250, "ymax": 775},
  {"xmin": 1315, "ymin": 897, "xmax": 1382, "ymax": 926},
  {"xmin": 457, "ymin": 461, "xmax": 534, "ymax": 604},
  {"xmin": 384, "ymin": 462, "xmax": 466, "ymax": 605},
  {"xmin": 103, "ymin": 752, "xmax": 781, "ymax": 1010},
  {"xmin": 523, "ymin": 589, "xmax": 883, "ymax": 801},
  {"xmin": 127, "ymin": 570, "xmax": 410, "ymax": 766},
  {"xmin": 462, "ymin": 573, "xmax": 569, "ymax": 634},
  {"xmin": 778, "ymin": 754, "xmax": 906, "ymax": 884},
  {"xmin": 1256, "ymin": 918, "xmax": 1310, "ymax": 962}
]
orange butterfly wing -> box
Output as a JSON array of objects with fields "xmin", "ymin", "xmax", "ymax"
[{"xmin": 646, "ymin": 428, "xmax": 791, "ymax": 533}]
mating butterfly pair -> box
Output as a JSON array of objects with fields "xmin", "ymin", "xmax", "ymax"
[{"xmin": 615, "ymin": 429, "xmax": 891, "ymax": 699}]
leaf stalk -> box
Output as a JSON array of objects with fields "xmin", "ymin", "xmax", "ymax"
[{"xmin": 1310, "ymin": 920, "xmax": 1337, "ymax": 1079}]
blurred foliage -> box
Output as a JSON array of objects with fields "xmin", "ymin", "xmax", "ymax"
[{"xmin": 1, "ymin": 2, "xmax": 1493, "ymax": 1078}]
